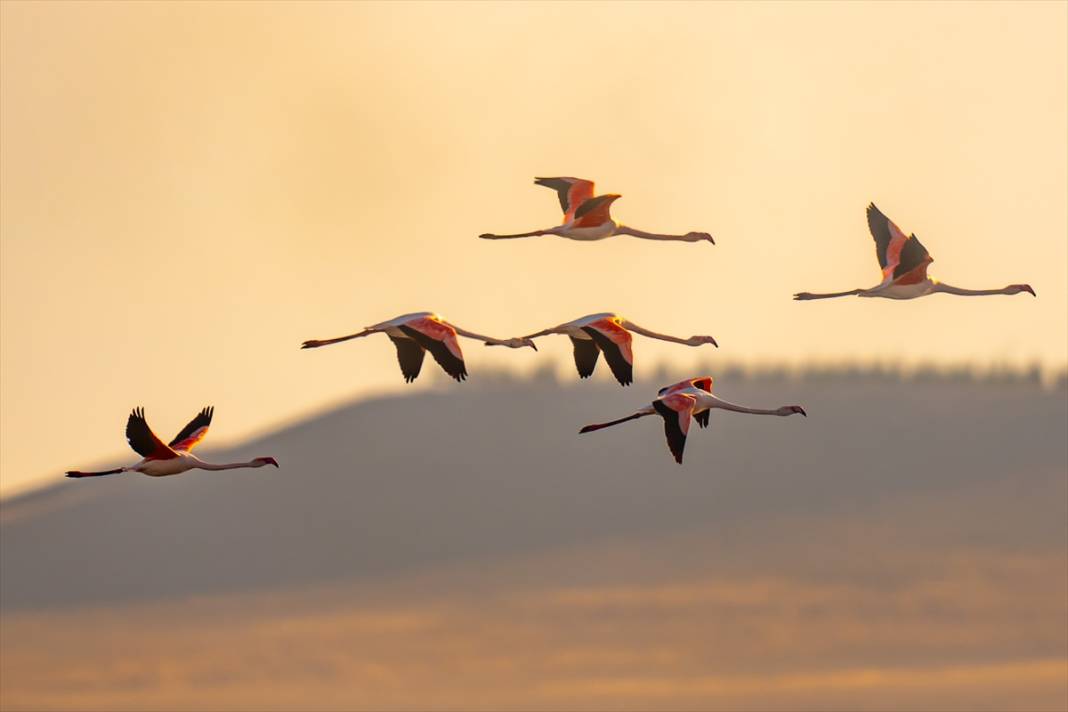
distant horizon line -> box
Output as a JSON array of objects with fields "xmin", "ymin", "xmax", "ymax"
[{"xmin": 465, "ymin": 358, "xmax": 1068, "ymax": 389}]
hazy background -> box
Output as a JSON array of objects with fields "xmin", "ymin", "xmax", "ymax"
[
  {"xmin": 2, "ymin": 371, "xmax": 1066, "ymax": 710},
  {"xmin": 2, "ymin": 1, "xmax": 1066, "ymax": 496},
  {"xmin": 2, "ymin": 3, "xmax": 1067, "ymax": 709}
]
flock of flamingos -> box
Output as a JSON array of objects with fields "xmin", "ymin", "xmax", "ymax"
[{"xmin": 66, "ymin": 177, "xmax": 1035, "ymax": 474}]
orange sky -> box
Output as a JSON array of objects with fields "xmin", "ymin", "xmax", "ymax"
[{"xmin": 2, "ymin": 1, "xmax": 1065, "ymax": 495}]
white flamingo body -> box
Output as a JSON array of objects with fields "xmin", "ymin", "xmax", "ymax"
[
  {"xmin": 794, "ymin": 203, "xmax": 1035, "ymax": 301},
  {"xmin": 129, "ymin": 452, "xmax": 263, "ymax": 477},
  {"xmin": 302, "ymin": 311, "xmax": 536, "ymax": 383},
  {"xmin": 551, "ymin": 220, "xmax": 618, "ymax": 241},
  {"xmin": 371, "ymin": 311, "xmax": 438, "ymax": 338},
  {"xmin": 860, "ymin": 280, "xmax": 936, "ymax": 300},
  {"xmin": 519, "ymin": 313, "xmax": 717, "ymax": 386},
  {"xmin": 580, "ymin": 376, "xmax": 806, "ymax": 464},
  {"xmin": 480, "ymin": 177, "xmax": 713, "ymax": 244},
  {"xmin": 66, "ymin": 407, "xmax": 278, "ymax": 479},
  {"xmin": 553, "ymin": 312, "xmax": 619, "ymax": 336}
]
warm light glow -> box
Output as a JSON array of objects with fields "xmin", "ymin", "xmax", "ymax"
[{"xmin": 1, "ymin": 1, "xmax": 1065, "ymax": 495}]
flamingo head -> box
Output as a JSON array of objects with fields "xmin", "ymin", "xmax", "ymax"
[
  {"xmin": 254, "ymin": 456, "xmax": 279, "ymax": 468},
  {"xmin": 689, "ymin": 335, "xmax": 719, "ymax": 347},
  {"xmin": 778, "ymin": 405, "xmax": 807, "ymax": 417},
  {"xmin": 1008, "ymin": 284, "xmax": 1036, "ymax": 296}
]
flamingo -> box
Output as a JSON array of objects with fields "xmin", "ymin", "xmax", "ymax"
[
  {"xmin": 794, "ymin": 204, "xmax": 1036, "ymax": 301},
  {"xmin": 515, "ymin": 313, "xmax": 718, "ymax": 386},
  {"xmin": 479, "ymin": 177, "xmax": 714, "ymax": 244},
  {"xmin": 580, "ymin": 376, "xmax": 806, "ymax": 464},
  {"xmin": 301, "ymin": 312, "xmax": 536, "ymax": 383},
  {"xmin": 65, "ymin": 407, "xmax": 279, "ymax": 478}
]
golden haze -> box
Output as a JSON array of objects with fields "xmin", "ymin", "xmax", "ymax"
[{"xmin": 1, "ymin": 1, "xmax": 1066, "ymax": 494}]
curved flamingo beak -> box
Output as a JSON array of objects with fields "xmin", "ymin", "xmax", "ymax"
[
  {"xmin": 1022, "ymin": 284, "xmax": 1036, "ymax": 297},
  {"xmin": 261, "ymin": 457, "xmax": 279, "ymax": 468},
  {"xmin": 793, "ymin": 406, "xmax": 807, "ymax": 417}
]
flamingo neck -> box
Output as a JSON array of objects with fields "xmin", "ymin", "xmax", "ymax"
[
  {"xmin": 931, "ymin": 282, "xmax": 1015, "ymax": 296},
  {"xmin": 708, "ymin": 396, "xmax": 781, "ymax": 416},
  {"xmin": 196, "ymin": 459, "xmax": 261, "ymax": 471}
]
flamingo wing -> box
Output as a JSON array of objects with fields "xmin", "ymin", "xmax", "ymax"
[
  {"xmin": 569, "ymin": 336, "xmax": 601, "ymax": 379},
  {"xmin": 582, "ymin": 318, "xmax": 634, "ymax": 386},
  {"xmin": 389, "ymin": 336, "xmax": 427, "ymax": 383},
  {"xmin": 694, "ymin": 409, "xmax": 711, "ymax": 429},
  {"xmin": 572, "ymin": 194, "xmax": 617, "ymax": 228},
  {"xmin": 400, "ymin": 318, "xmax": 467, "ymax": 382},
  {"xmin": 127, "ymin": 408, "xmax": 179, "ymax": 460},
  {"xmin": 534, "ymin": 177, "xmax": 595, "ymax": 222},
  {"xmin": 168, "ymin": 406, "xmax": 213, "ymax": 451},
  {"xmin": 866, "ymin": 203, "xmax": 915, "ymax": 278},
  {"xmin": 890, "ymin": 233, "xmax": 934, "ymax": 285},
  {"xmin": 658, "ymin": 376, "xmax": 712, "ymax": 397},
  {"xmin": 690, "ymin": 377, "xmax": 713, "ymax": 393},
  {"xmin": 652, "ymin": 393, "xmax": 695, "ymax": 464}
]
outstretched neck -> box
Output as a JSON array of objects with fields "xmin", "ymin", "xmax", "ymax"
[
  {"xmin": 709, "ymin": 396, "xmax": 782, "ymax": 416},
  {"xmin": 617, "ymin": 225, "xmax": 707, "ymax": 242},
  {"xmin": 931, "ymin": 282, "xmax": 1017, "ymax": 297},
  {"xmin": 451, "ymin": 324, "xmax": 525, "ymax": 347},
  {"xmin": 196, "ymin": 459, "xmax": 262, "ymax": 471},
  {"xmin": 621, "ymin": 320, "xmax": 713, "ymax": 346}
]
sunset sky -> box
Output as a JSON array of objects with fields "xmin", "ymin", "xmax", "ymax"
[{"xmin": 2, "ymin": 1, "xmax": 1065, "ymax": 496}]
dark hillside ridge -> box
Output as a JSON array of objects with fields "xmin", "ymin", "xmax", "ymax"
[{"xmin": 2, "ymin": 371, "xmax": 1064, "ymax": 610}]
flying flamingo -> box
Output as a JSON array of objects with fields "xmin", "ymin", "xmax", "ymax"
[
  {"xmin": 66, "ymin": 407, "xmax": 279, "ymax": 478},
  {"xmin": 301, "ymin": 312, "xmax": 536, "ymax": 383},
  {"xmin": 580, "ymin": 376, "xmax": 806, "ymax": 464},
  {"xmin": 479, "ymin": 177, "xmax": 714, "ymax": 244},
  {"xmin": 794, "ymin": 203, "xmax": 1036, "ymax": 301},
  {"xmin": 515, "ymin": 313, "xmax": 718, "ymax": 386}
]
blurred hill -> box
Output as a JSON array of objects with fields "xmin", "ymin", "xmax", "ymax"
[{"xmin": 2, "ymin": 369, "xmax": 1066, "ymax": 710}]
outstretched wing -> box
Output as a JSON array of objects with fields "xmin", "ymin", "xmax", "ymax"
[
  {"xmin": 891, "ymin": 233, "xmax": 933, "ymax": 284},
  {"xmin": 862, "ymin": 204, "xmax": 914, "ymax": 279},
  {"xmin": 652, "ymin": 394, "xmax": 695, "ymax": 464},
  {"xmin": 572, "ymin": 194, "xmax": 618, "ymax": 228},
  {"xmin": 168, "ymin": 406, "xmax": 213, "ymax": 451},
  {"xmin": 690, "ymin": 376, "xmax": 713, "ymax": 393},
  {"xmin": 390, "ymin": 336, "xmax": 427, "ymax": 383},
  {"xmin": 400, "ymin": 318, "xmax": 467, "ymax": 382},
  {"xmin": 694, "ymin": 409, "xmax": 711, "ymax": 429},
  {"xmin": 569, "ymin": 336, "xmax": 601, "ymax": 379},
  {"xmin": 658, "ymin": 376, "xmax": 712, "ymax": 397},
  {"xmin": 582, "ymin": 318, "xmax": 634, "ymax": 386},
  {"xmin": 534, "ymin": 177, "xmax": 595, "ymax": 222},
  {"xmin": 127, "ymin": 408, "xmax": 179, "ymax": 460}
]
